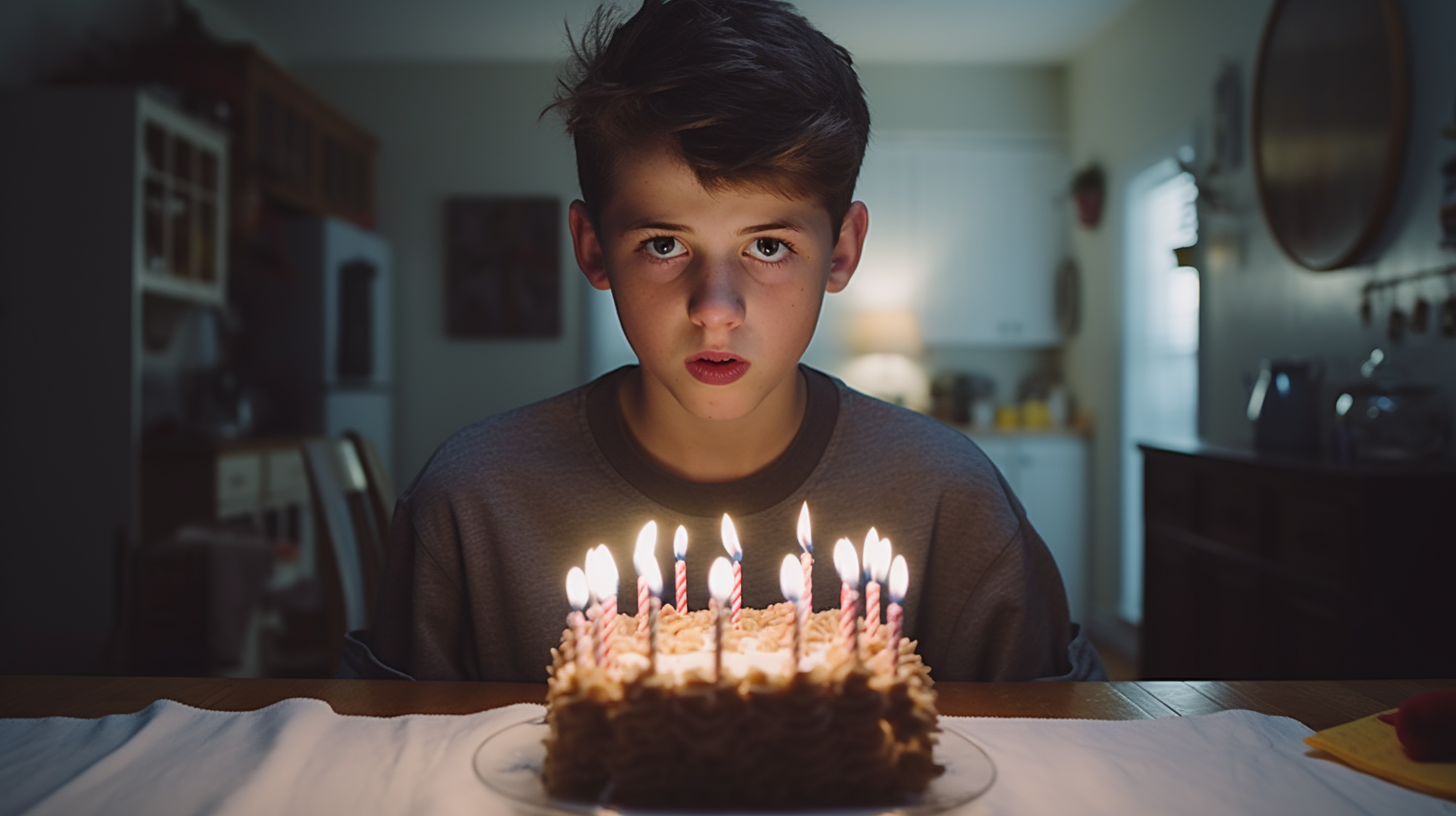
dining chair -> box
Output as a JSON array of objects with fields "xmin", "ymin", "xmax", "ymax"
[
  {"xmin": 274, "ymin": 436, "xmax": 387, "ymax": 675},
  {"xmin": 343, "ymin": 429, "xmax": 395, "ymax": 551}
]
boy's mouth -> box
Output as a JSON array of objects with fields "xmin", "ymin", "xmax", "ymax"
[{"xmin": 685, "ymin": 352, "xmax": 750, "ymax": 386}]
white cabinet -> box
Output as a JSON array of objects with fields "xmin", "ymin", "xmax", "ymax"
[
  {"xmin": 970, "ymin": 433, "xmax": 1088, "ymax": 623},
  {"xmin": 851, "ymin": 136, "xmax": 1068, "ymax": 347},
  {"xmin": 0, "ymin": 88, "xmax": 228, "ymax": 672}
]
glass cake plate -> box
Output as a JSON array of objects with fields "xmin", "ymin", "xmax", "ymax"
[{"xmin": 473, "ymin": 712, "xmax": 995, "ymax": 816}]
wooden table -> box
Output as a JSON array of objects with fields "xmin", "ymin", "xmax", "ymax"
[{"xmin": 2, "ymin": 676, "xmax": 1449, "ymax": 731}]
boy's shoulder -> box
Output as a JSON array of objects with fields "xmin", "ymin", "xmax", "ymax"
[
  {"xmin": 827, "ymin": 374, "xmax": 991, "ymax": 465},
  {"xmin": 818, "ymin": 371, "xmax": 1010, "ymax": 498},
  {"xmin": 402, "ymin": 374, "xmax": 609, "ymax": 501}
]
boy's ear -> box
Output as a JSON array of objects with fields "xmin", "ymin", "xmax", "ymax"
[
  {"xmin": 826, "ymin": 201, "xmax": 869, "ymax": 294},
  {"xmin": 569, "ymin": 200, "xmax": 611, "ymax": 291}
]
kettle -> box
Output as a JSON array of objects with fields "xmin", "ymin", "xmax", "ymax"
[{"xmin": 1246, "ymin": 359, "xmax": 1323, "ymax": 455}]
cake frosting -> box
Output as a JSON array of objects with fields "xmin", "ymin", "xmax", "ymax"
[{"xmin": 543, "ymin": 602, "xmax": 943, "ymax": 809}]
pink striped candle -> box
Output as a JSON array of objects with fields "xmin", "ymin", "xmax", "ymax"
[
  {"xmin": 779, "ymin": 554, "xmax": 804, "ymax": 673},
  {"xmin": 863, "ymin": 530, "xmax": 892, "ymax": 643},
  {"xmin": 566, "ymin": 566, "xmax": 591, "ymax": 667},
  {"xmin": 708, "ymin": 558, "xmax": 733, "ymax": 682},
  {"xmin": 600, "ymin": 593, "xmax": 618, "ymax": 666},
  {"xmin": 833, "ymin": 538, "xmax": 859, "ymax": 659},
  {"xmin": 864, "ymin": 580, "xmax": 880, "ymax": 642},
  {"xmin": 586, "ymin": 544, "xmax": 619, "ymax": 668},
  {"xmin": 797, "ymin": 502, "xmax": 813, "ymax": 610},
  {"xmin": 643, "ymin": 557, "xmax": 663, "ymax": 673},
  {"xmin": 633, "ymin": 521, "xmax": 658, "ymax": 638},
  {"xmin": 673, "ymin": 525, "xmax": 688, "ymax": 612},
  {"xmin": 721, "ymin": 514, "xmax": 743, "ymax": 628},
  {"xmin": 888, "ymin": 554, "xmax": 908, "ymax": 658}
]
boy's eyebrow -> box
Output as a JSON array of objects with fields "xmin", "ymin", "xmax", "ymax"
[{"xmin": 623, "ymin": 220, "xmax": 809, "ymax": 234}]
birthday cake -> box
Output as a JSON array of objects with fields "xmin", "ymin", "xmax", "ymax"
[{"xmin": 542, "ymin": 603, "xmax": 943, "ymax": 809}]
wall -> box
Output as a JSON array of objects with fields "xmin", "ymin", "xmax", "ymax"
[
  {"xmin": 291, "ymin": 62, "xmax": 585, "ymax": 490},
  {"xmin": 1065, "ymin": 0, "xmax": 1456, "ymax": 643}
]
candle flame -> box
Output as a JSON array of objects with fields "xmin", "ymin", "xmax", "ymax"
[
  {"xmin": 889, "ymin": 554, "xmax": 908, "ymax": 603},
  {"xmin": 796, "ymin": 502, "xmax": 812, "ymax": 554},
  {"xmin": 833, "ymin": 538, "xmax": 859, "ymax": 584},
  {"xmin": 779, "ymin": 554, "xmax": 804, "ymax": 601},
  {"xmin": 709, "ymin": 557, "xmax": 733, "ymax": 603},
  {"xmin": 861, "ymin": 527, "xmax": 880, "ymax": 576},
  {"xmin": 586, "ymin": 544, "xmax": 619, "ymax": 600},
  {"xmin": 720, "ymin": 514, "xmax": 742, "ymax": 561},
  {"xmin": 643, "ymin": 555, "xmax": 664, "ymax": 597},
  {"xmin": 566, "ymin": 566, "xmax": 589, "ymax": 610},
  {"xmin": 634, "ymin": 520, "xmax": 658, "ymax": 578},
  {"xmin": 870, "ymin": 536, "xmax": 892, "ymax": 583},
  {"xmin": 673, "ymin": 524, "xmax": 688, "ymax": 559},
  {"xmin": 635, "ymin": 520, "xmax": 657, "ymax": 560}
]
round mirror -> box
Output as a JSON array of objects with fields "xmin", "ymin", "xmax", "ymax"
[{"xmin": 1252, "ymin": 0, "xmax": 1409, "ymax": 271}]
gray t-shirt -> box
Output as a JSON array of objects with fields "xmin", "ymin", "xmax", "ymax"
[{"xmin": 347, "ymin": 366, "xmax": 1104, "ymax": 683}]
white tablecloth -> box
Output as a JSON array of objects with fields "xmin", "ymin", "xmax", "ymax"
[{"xmin": 1, "ymin": 700, "xmax": 1452, "ymax": 816}]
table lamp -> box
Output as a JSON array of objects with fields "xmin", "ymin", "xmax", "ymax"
[{"xmin": 842, "ymin": 308, "xmax": 930, "ymax": 411}]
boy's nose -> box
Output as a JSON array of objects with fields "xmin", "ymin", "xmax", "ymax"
[{"xmin": 686, "ymin": 259, "xmax": 746, "ymax": 332}]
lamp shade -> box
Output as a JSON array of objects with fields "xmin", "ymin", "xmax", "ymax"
[{"xmin": 847, "ymin": 309, "xmax": 923, "ymax": 356}]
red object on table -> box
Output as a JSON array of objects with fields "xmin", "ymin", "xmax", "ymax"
[{"xmin": 1390, "ymin": 689, "xmax": 1456, "ymax": 761}]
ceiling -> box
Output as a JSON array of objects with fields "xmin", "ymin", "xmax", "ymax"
[{"xmin": 210, "ymin": 0, "xmax": 1137, "ymax": 65}]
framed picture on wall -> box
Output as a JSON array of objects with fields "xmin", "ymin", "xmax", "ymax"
[{"xmin": 444, "ymin": 196, "xmax": 561, "ymax": 338}]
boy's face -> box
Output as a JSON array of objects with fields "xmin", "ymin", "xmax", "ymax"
[{"xmin": 570, "ymin": 146, "xmax": 868, "ymax": 425}]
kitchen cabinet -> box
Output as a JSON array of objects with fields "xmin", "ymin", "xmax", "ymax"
[
  {"xmin": 130, "ymin": 42, "xmax": 376, "ymax": 231},
  {"xmin": 0, "ymin": 87, "xmax": 228, "ymax": 673},
  {"xmin": 854, "ymin": 136, "xmax": 1069, "ymax": 347},
  {"xmin": 969, "ymin": 433, "xmax": 1088, "ymax": 623},
  {"xmin": 1140, "ymin": 442, "xmax": 1456, "ymax": 679}
]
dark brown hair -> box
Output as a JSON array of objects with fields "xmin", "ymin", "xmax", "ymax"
[{"xmin": 546, "ymin": 0, "xmax": 871, "ymax": 232}]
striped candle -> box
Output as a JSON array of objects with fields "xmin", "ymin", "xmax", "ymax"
[
  {"xmin": 779, "ymin": 554, "xmax": 804, "ymax": 673},
  {"xmin": 863, "ymin": 530, "xmax": 892, "ymax": 642},
  {"xmin": 633, "ymin": 521, "xmax": 658, "ymax": 638},
  {"xmin": 721, "ymin": 514, "xmax": 743, "ymax": 627},
  {"xmin": 797, "ymin": 502, "xmax": 813, "ymax": 610},
  {"xmin": 566, "ymin": 566, "xmax": 591, "ymax": 667},
  {"xmin": 888, "ymin": 554, "xmax": 908, "ymax": 658},
  {"xmin": 586, "ymin": 544, "xmax": 619, "ymax": 668},
  {"xmin": 833, "ymin": 538, "xmax": 860, "ymax": 658},
  {"xmin": 673, "ymin": 524, "xmax": 688, "ymax": 612}
]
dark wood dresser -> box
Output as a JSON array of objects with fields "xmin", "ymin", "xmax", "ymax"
[{"xmin": 1140, "ymin": 442, "xmax": 1456, "ymax": 680}]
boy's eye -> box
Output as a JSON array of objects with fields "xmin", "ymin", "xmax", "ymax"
[
  {"xmin": 643, "ymin": 236, "xmax": 686, "ymax": 259},
  {"xmin": 748, "ymin": 237, "xmax": 789, "ymax": 261}
]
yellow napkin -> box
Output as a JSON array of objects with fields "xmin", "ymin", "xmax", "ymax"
[{"xmin": 1305, "ymin": 711, "xmax": 1456, "ymax": 801}]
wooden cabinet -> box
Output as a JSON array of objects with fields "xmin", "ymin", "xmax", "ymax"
[
  {"xmin": 970, "ymin": 433, "xmax": 1089, "ymax": 622},
  {"xmin": 854, "ymin": 136, "xmax": 1069, "ymax": 347},
  {"xmin": 0, "ymin": 87, "xmax": 228, "ymax": 672},
  {"xmin": 130, "ymin": 42, "xmax": 376, "ymax": 231},
  {"xmin": 1140, "ymin": 443, "xmax": 1456, "ymax": 679}
]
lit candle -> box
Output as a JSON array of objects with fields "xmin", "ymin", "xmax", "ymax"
[
  {"xmin": 566, "ymin": 566, "xmax": 591, "ymax": 667},
  {"xmin": 708, "ymin": 557, "xmax": 733, "ymax": 682},
  {"xmin": 863, "ymin": 529, "xmax": 891, "ymax": 642},
  {"xmin": 721, "ymin": 514, "xmax": 743, "ymax": 628},
  {"xmin": 797, "ymin": 502, "xmax": 813, "ymax": 611},
  {"xmin": 779, "ymin": 554, "xmax": 805, "ymax": 674},
  {"xmin": 586, "ymin": 544, "xmax": 619, "ymax": 668},
  {"xmin": 887, "ymin": 554, "xmax": 908, "ymax": 660},
  {"xmin": 673, "ymin": 524, "xmax": 688, "ymax": 612},
  {"xmin": 833, "ymin": 538, "xmax": 860, "ymax": 660},
  {"xmin": 642, "ymin": 553, "xmax": 664, "ymax": 674},
  {"xmin": 634, "ymin": 520, "xmax": 657, "ymax": 638}
]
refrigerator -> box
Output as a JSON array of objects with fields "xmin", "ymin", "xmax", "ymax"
[{"xmin": 235, "ymin": 215, "xmax": 394, "ymax": 477}]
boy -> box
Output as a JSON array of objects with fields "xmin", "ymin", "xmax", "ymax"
[{"xmin": 345, "ymin": 0, "xmax": 1104, "ymax": 683}]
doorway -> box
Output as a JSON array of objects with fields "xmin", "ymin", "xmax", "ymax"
[{"xmin": 1120, "ymin": 156, "xmax": 1199, "ymax": 625}]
